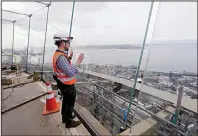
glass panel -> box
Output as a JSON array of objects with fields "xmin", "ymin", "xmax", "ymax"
[
  {"xmin": 71, "ymin": 2, "xmax": 152, "ymax": 134},
  {"xmin": 144, "ymin": 2, "xmax": 197, "ymax": 88},
  {"xmin": 138, "ymin": 2, "xmax": 197, "ymax": 135},
  {"xmin": 72, "ymin": 2, "xmax": 152, "ymax": 77}
]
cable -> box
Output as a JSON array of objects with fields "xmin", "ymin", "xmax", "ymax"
[
  {"xmin": 2, "ymin": 88, "xmax": 15, "ymax": 101},
  {"xmin": 129, "ymin": 1, "xmax": 160, "ymax": 133},
  {"xmin": 2, "ymin": 74, "xmax": 34, "ymax": 101},
  {"xmin": 124, "ymin": 2, "xmax": 154, "ymax": 129},
  {"xmin": 2, "ymin": 83, "xmax": 26, "ymax": 101}
]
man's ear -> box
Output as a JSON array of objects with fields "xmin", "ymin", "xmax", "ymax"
[{"xmin": 60, "ymin": 41, "xmax": 64, "ymax": 47}]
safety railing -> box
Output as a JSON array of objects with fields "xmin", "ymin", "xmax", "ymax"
[
  {"xmin": 31, "ymin": 70, "xmax": 145, "ymax": 135},
  {"xmin": 2, "ymin": 62, "xmax": 195, "ymax": 136},
  {"xmin": 2, "ymin": 1, "xmax": 197, "ymax": 136},
  {"xmin": 33, "ymin": 70, "xmax": 195, "ymax": 136}
]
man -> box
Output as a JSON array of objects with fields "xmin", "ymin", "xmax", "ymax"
[{"xmin": 52, "ymin": 31, "xmax": 84, "ymax": 128}]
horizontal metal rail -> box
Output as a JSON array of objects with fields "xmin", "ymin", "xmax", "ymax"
[
  {"xmin": 138, "ymin": 97, "xmax": 174, "ymax": 115},
  {"xmin": 35, "ymin": 1, "xmax": 49, "ymax": 6},
  {"xmin": 29, "ymin": 70, "xmax": 186, "ymax": 135},
  {"xmin": 77, "ymin": 92, "xmax": 132, "ymax": 129},
  {"xmin": 86, "ymin": 107, "xmax": 117, "ymax": 133},
  {"xmin": 133, "ymin": 105, "xmax": 187, "ymax": 136},
  {"xmin": 79, "ymin": 76, "xmax": 138, "ymax": 106},
  {"xmin": 78, "ymin": 74, "xmax": 187, "ymax": 135},
  {"xmin": 33, "ymin": 70, "xmax": 137, "ymax": 108},
  {"xmin": 78, "ymin": 91, "xmax": 137, "ymax": 124},
  {"xmin": 76, "ymin": 97, "xmax": 121, "ymax": 135},
  {"xmin": 76, "ymin": 89, "xmax": 139, "ymax": 130},
  {"xmin": 77, "ymin": 88, "xmax": 130, "ymax": 127},
  {"xmin": 2, "ymin": 19, "xmax": 16, "ymax": 23},
  {"xmin": 78, "ymin": 75, "xmax": 187, "ymax": 135},
  {"xmin": 2, "ymin": 9, "xmax": 30, "ymax": 16},
  {"xmin": 88, "ymin": 87, "xmax": 125, "ymax": 112},
  {"xmin": 75, "ymin": 80, "xmax": 140, "ymax": 120}
]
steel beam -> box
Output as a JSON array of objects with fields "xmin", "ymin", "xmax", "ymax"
[
  {"xmin": 25, "ymin": 15, "xmax": 32, "ymax": 72},
  {"xmin": 69, "ymin": 1, "xmax": 75, "ymax": 37},
  {"xmin": 125, "ymin": 1, "xmax": 154, "ymax": 129},
  {"xmin": 2, "ymin": 9, "xmax": 30, "ymax": 16},
  {"xmin": 173, "ymin": 86, "xmax": 184, "ymax": 124},
  {"xmin": 2, "ymin": 19, "xmax": 15, "ymax": 23},
  {"xmin": 35, "ymin": 1, "xmax": 49, "ymax": 6},
  {"xmin": 11, "ymin": 21, "xmax": 16, "ymax": 64},
  {"xmin": 41, "ymin": 4, "xmax": 50, "ymax": 78}
]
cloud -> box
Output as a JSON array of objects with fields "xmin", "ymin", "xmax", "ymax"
[
  {"xmin": 151, "ymin": 2, "xmax": 197, "ymax": 42},
  {"xmin": 2, "ymin": 2, "xmax": 197, "ymax": 50}
]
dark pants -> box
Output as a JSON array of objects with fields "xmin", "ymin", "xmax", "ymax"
[
  {"xmin": 53, "ymin": 75, "xmax": 76, "ymax": 122},
  {"xmin": 60, "ymin": 84, "xmax": 76, "ymax": 121}
]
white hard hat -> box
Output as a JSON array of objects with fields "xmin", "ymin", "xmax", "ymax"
[{"xmin": 53, "ymin": 31, "xmax": 73, "ymax": 42}]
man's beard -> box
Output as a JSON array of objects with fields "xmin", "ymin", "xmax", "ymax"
[{"xmin": 64, "ymin": 46, "xmax": 69, "ymax": 51}]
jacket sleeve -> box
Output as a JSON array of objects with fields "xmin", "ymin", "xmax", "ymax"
[{"xmin": 56, "ymin": 56, "xmax": 78, "ymax": 77}]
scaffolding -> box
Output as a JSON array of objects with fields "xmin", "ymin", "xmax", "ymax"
[{"xmin": 2, "ymin": 1, "xmax": 197, "ymax": 136}]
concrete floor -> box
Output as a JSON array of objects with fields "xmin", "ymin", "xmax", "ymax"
[
  {"xmin": 2, "ymin": 98, "xmax": 90, "ymax": 135},
  {"xmin": 2, "ymin": 99, "xmax": 63, "ymax": 135},
  {"xmin": 2, "ymin": 81, "xmax": 90, "ymax": 135},
  {"xmin": 2, "ymin": 82, "xmax": 44, "ymax": 112}
]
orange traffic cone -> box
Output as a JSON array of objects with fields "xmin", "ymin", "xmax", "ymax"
[{"xmin": 43, "ymin": 81, "xmax": 60, "ymax": 115}]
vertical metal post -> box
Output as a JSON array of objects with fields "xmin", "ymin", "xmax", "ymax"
[
  {"xmin": 130, "ymin": 0, "xmax": 161, "ymax": 127},
  {"xmin": 41, "ymin": 3, "xmax": 50, "ymax": 79},
  {"xmin": 124, "ymin": 1, "xmax": 154, "ymax": 129},
  {"xmin": 102, "ymin": 89, "xmax": 104, "ymax": 125},
  {"xmin": 69, "ymin": 1, "xmax": 75, "ymax": 37},
  {"xmin": 11, "ymin": 21, "xmax": 16, "ymax": 64},
  {"xmin": 25, "ymin": 15, "xmax": 32, "ymax": 72},
  {"xmin": 173, "ymin": 85, "xmax": 184, "ymax": 124}
]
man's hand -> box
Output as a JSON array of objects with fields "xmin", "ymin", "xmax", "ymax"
[{"xmin": 76, "ymin": 53, "xmax": 85, "ymax": 66}]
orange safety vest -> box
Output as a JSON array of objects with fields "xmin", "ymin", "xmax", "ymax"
[{"xmin": 52, "ymin": 50, "xmax": 76, "ymax": 85}]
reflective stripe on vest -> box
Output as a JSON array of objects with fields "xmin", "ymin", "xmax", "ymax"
[
  {"xmin": 52, "ymin": 50, "xmax": 76, "ymax": 85},
  {"xmin": 58, "ymin": 76, "xmax": 76, "ymax": 83}
]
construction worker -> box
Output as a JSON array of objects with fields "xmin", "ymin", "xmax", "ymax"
[{"xmin": 52, "ymin": 31, "xmax": 84, "ymax": 128}]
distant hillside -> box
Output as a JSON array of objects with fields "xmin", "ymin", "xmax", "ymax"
[{"xmin": 75, "ymin": 45, "xmax": 143, "ymax": 49}]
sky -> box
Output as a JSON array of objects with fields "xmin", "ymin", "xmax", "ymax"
[{"xmin": 2, "ymin": 2, "xmax": 197, "ymax": 49}]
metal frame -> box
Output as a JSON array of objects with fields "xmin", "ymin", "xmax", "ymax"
[
  {"xmin": 39, "ymin": 70, "xmax": 187, "ymax": 136},
  {"xmin": 69, "ymin": 1, "xmax": 75, "ymax": 37},
  {"xmin": 2, "ymin": 2, "xmax": 191, "ymax": 135},
  {"xmin": 2, "ymin": 2, "xmax": 51, "ymax": 73},
  {"xmin": 35, "ymin": 1, "xmax": 49, "ymax": 6},
  {"xmin": 124, "ymin": 1, "xmax": 154, "ymax": 129},
  {"xmin": 41, "ymin": 2, "xmax": 51, "ymax": 78},
  {"xmin": 2, "ymin": 9, "xmax": 30, "ymax": 65},
  {"xmin": 25, "ymin": 15, "xmax": 32, "ymax": 72},
  {"xmin": 76, "ymin": 89, "xmax": 131, "ymax": 128},
  {"xmin": 2, "ymin": 19, "xmax": 15, "ymax": 23},
  {"xmin": 2, "ymin": 9, "xmax": 30, "ymax": 16}
]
